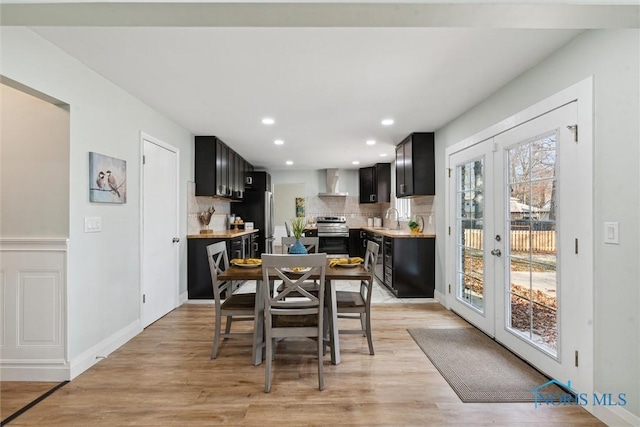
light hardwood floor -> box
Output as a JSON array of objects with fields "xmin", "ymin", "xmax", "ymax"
[{"xmin": 1, "ymin": 302, "xmax": 602, "ymax": 426}]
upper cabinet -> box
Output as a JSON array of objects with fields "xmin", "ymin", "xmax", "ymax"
[
  {"xmin": 195, "ymin": 136, "xmax": 251, "ymax": 199},
  {"xmin": 395, "ymin": 132, "xmax": 435, "ymax": 197},
  {"xmin": 359, "ymin": 163, "xmax": 391, "ymax": 204}
]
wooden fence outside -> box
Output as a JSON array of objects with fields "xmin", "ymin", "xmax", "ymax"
[{"xmin": 463, "ymin": 229, "xmax": 556, "ymax": 253}]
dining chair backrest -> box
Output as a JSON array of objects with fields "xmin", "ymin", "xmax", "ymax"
[
  {"xmin": 284, "ymin": 221, "xmax": 292, "ymax": 237},
  {"xmin": 281, "ymin": 236, "xmax": 319, "ymax": 254},
  {"xmin": 363, "ymin": 240, "xmax": 380, "ymax": 275},
  {"xmin": 206, "ymin": 241, "xmax": 231, "ymax": 304},
  {"xmin": 261, "ymin": 253, "xmax": 327, "ymax": 310},
  {"xmin": 261, "ymin": 253, "xmax": 328, "ymax": 392}
]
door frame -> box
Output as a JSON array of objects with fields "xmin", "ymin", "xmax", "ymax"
[
  {"xmin": 139, "ymin": 131, "xmax": 181, "ymax": 327},
  {"xmin": 444, "ymin": 76, "xmax": 593, "ymax": 398}
]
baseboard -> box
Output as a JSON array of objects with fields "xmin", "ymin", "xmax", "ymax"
[
  {"xmin": 179, "ymin": 291, "xmax": 188, "ymax": 305},
  {"xmin": 185, "ymin": 299, "xmax": 214, "ymax": 305},
  {"xmin": 0, "ymin": 361, "xmax": 70, "ymax": 382},
  {"xmin": 433, "ymin": 289, "xmax": 447, "ymax": 307},
  {"xmin": 69, "ymin": 319, "xmax": 142, "ymax": 380},
  {"xmin": 590, "ymin": 402, "xmax": 640, "ymax": 427}
]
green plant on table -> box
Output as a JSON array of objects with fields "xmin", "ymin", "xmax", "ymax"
[{"xmin": 290, "ymin": 217, "xmax": 307, "ymax": 239}]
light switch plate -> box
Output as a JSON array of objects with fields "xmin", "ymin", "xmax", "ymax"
[
  {"xmin": 85, "ymin": 216, "xmax": 102, "ymax": 233},
  {"xmin": 604, "ymin": 222, "xmax": 619, "ymax": 244}
]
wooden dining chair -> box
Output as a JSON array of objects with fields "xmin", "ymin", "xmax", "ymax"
[
  {"xmin": 335, "ymin": 240, "xmax": 379, "ymax": 355},
  {"xmin": 278, "ymin": 237, "xmax": 320, "ymax": 294},
  {"xmin": 261, "ymin": 253, "xmax": 327, "ymax": 392},
  {"xmin": 207, "ymin": 242, "xmax": 256, "ymax": 359}
]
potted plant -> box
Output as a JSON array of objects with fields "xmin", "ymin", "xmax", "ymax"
[
  {"xmin": 408, "ymin": 216, "xmax": 424, "ymax": 234},
  {"xmin": 289, "ymin": 217, "xmax": 308, "ymax": 254}
]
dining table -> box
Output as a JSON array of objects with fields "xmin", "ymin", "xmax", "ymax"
[{"xmin": 217, "ymin": 260, "xmax": 373, "ymax": 366}]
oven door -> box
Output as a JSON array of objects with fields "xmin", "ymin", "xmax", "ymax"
[{"xmin": 318, "ymin": 235, "xmax": 349, "ymax": 256}]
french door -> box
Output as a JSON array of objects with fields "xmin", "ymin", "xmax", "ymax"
[{"xmin": 448, "ymin": 100, "xmax": 592, "ymax": 392}]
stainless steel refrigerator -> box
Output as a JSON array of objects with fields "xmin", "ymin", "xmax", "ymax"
[{"xmin": 234, "ymin": 174, "xmax": 274, "ymax": 255}]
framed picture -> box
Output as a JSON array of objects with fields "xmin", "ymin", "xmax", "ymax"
[
  {"xmin": 89, "ymin": 152, "xmax": 127, "ymax": 203},
  {"xmin": 295, "ymin": 197, "xmax": 305, "ymax": 218}
]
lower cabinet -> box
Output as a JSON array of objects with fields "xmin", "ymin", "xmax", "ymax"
[
  {"xmin": 349, "ymin": 229, "xmax": 366, "ymax": 257},
  {"xmin": 188, "ymin": 235, "xmax": 254, "ymax": 299},
  {"xmin": 377, "ymin": 236, "xmax": 435, "ymax": 298}
]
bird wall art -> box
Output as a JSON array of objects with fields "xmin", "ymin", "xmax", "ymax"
[{"xmin": 89, "ymin": 152, "xmax": 127, "ymax": 203}]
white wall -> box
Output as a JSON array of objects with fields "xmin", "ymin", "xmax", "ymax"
[
  {"xmin": 0, "ymin": 84, "xmax": 70, "ymax": 238},
  {"xmin": 269, "ymin": 168, "xmax": 358, "ymax": 196},
  {"xmin": 435, "ymin": 29, "xmax": 639, "ymax": 418},
  {"xmin": 0, "ymin": 27, "xmax": 194, "ymax": 366}
]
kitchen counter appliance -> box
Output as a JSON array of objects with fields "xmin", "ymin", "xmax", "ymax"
[{"xmin": 317, "ymin": 216, "xmax": 349, "ymax": 256}]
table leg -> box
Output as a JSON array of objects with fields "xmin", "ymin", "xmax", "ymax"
[
  {"xmin": 252, "ymin": 280, "xmax": 264, "ymax": 366},
  {"xmin": 327, "ymin": 279, "xmax": 341, "ymax": 365}
]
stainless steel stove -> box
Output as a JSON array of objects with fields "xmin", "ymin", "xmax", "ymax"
[{"xmin": 316, "ymin": 216, "xmax": 349, "ymax": 256}]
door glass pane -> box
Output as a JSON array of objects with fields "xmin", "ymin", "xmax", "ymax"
[
  {"xmin": 456, "ymin": 159, "xmax": 484, "ymax": 312},
  {"xmin": 506, "ymin": 131, "xmax": 558, "ymax": 355}
]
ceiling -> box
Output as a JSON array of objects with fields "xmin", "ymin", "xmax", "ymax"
[{"xmin": 8, "ymin": 2, "xmax": 626, "ymax": 170}]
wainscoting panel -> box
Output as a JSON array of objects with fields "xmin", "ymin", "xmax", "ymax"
[{"xmin": 0, "ymin": 239, "xmax": 69, "ymax": 380}]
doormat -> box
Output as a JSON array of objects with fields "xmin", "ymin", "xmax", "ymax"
[{"xmin": 408, "ymin": 328, "xmax": 563, "ymax": 403}]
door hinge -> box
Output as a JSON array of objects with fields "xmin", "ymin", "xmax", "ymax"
[
  {"xmin": 447, "ymin": 168, "xmax": 451, "ymax": 178},
  {"xmin": 448, "ymin": 226, "xmax": 451, "ymax": 235},
  {"xmin": 567, "ymin": 124, "xmax": 578, "ymax": 143},
  {"xmin": 448, "ymin": 284, "xmax": 451, "ymax": 294},
  {"xmin": 575, "ymin": 238, "xmax": 579, "ymax": 254},
  {"xmin": 143, "ymin": 294, "xmax": 146, "ymax": 304},
  {"xmin": 575, "ymin": 350, "xmax": 579, "ymax": 367},
  {"xmin": 143, "ymin": 155, "xmax": 146, "ymax": 165}
]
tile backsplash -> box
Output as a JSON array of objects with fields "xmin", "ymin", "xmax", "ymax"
[
  {"xmin": 187, "ymin": 181, "xmax": 231, "ymax": 234},
  {"xmin": 187, "ymin": 181, "xmax": 435, "ymax": 234}
]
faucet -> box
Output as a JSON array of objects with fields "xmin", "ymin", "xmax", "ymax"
[{"xmin": 385, "ymin": 207, "xmax": 400, "ymax": 230}]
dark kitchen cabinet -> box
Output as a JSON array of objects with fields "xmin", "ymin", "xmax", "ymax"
[
  {"xmin": 216, "ymin": 139, "xmax": 229, "ymax": 196},
  {"xmin": 386, "ymin": 237, "xmax": 435, "ymax": 297},
  {"xmin": 195, "ymin": 136, "xmax": 253, "ymax": 199},
  {"xmin": 245, "ymin": 171, "xmax": 271, "ymax": 192},
  {"xmin": 359, "ymin": 163, "xmax": 391, "ymax": 204},
  {"xmin": 188, "ymin": 237, "xmax": 223, "ymax": 299},
  {"xmin": 395, "ymin": 132, "xmax": 435, "ymax": 197},
  {"xmin": 349, "ymin": 229, "xmax": 366, "ymax": 257},
  {"xmin": 188, "ymin": 234, "xmax": 257, "ymax": 299}
]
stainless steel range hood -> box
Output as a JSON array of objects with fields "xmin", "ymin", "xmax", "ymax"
[{"xmin": 318, "ymin": 168, "xmax": 348, "ymax": 197}]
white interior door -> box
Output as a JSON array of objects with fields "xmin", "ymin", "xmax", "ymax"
[
  {"xmin": 447, "ymin": 99, "xmax": 592, "ymax": 395},
  {"xmin": 142, "ymin": 137, "xmax": 179, "ymax": 327}
]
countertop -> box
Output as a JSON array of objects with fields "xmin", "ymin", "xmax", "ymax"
[
  {"xmin": 187, "ymin": 229, "xmax": 259, "ymax": 239},
  {"xmin": 359, "ymin": 226, "xmax": 435, "ymax": 239}
]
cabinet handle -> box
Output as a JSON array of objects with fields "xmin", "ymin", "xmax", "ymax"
[
  {"xmin": 400, "ymin": 183, "xmax": 405, "ymax": 194},
  {"xmin": 370, "ymin": 194, "xmax": 376, "ymax": 202},
  {"xmin": 246, "ymin": 176, "xmax": 253, "ymax": 185}
]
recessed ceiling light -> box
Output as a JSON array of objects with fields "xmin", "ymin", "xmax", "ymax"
[
  {"xmin": 352, "ymin": 161, "xmax": 360, "ymax": 165},
  {"xmin": 262, "ymin": 117, "xmax": 275, "ymax": 125},
  {"xmin": 366, "ymin": 140, "xmax": 376, "ymax": 145},
  {"xmin": 274, "ymin": 139, "xmax": 284, "ymax": 145},
  {"xmin": 381, "ymin": 118, "xmax": 394, "ymax": 126},
  {"xmin": 285, "ymin": 160, "xmax": 293, "ymax": 165},
  {"xmin": 379, "ymin": 153, "xmax": 388, "ymax": 157}
]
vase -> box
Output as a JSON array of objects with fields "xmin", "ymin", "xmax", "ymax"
[{"xmin": 289, "ymin": 239, "xmax": 308, "ymax": 254}]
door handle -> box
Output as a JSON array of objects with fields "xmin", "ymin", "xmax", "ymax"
[
  {"xmin": 172, "ymin": 237, "xmax": 180, "ymax": 243},
  {"xmin": 490, "ymin": 249, "xmax": 501, "ymax": 257}
]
